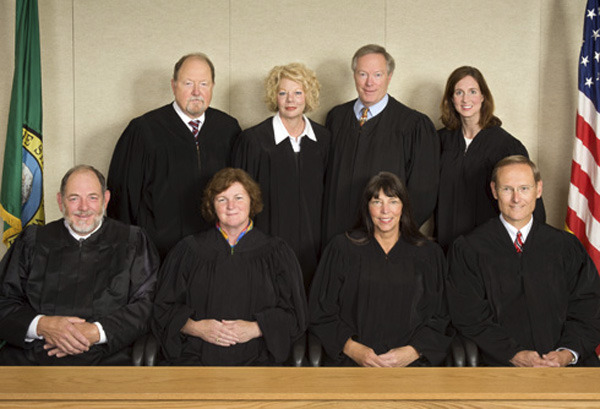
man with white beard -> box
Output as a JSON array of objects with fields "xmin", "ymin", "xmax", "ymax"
[
  {"xmin": 107, "ymin": 53, "xmax": 241, "ymax": 259},
  {"xmin": 0, "ymin": 165, "xmax": 159, "ymax": 365}
]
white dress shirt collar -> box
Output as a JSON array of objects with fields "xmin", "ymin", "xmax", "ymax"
[
  {"xmin": 353, "ymin": 93, "xmax": 389, "ymax": 121},
  {"xmin": 272, "ymin": 113, "xmax": 316, "ymax": 152},
  {"xmin": 499, "ymin": 214, "xmax": 533, "ymax": 244}
]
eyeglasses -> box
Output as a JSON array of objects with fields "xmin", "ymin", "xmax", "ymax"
[{"xmin": 496, "ymin": 185, "xmax": 535, "ymax": 196}]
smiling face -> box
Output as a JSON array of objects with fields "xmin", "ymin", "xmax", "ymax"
[
  {"xmin": 368, "ymin": 189, "xmax": 403, "ymax": 239},
  {"xmin": 171, "ymin": 57, "xmax": 214, "ymax": 118},
  {"xmin": 491, "ymin": 163, "xmax": 542, "ymax": 230},
  {"xmin": 353, "ymin": 53, "xmax": 392, "ymax": 107},
  {"xmin": 452, "ymin": 75, "xmax": 484, "ymax": 123},
  {"xmin": 57, "ymin": 170, "xmax": 110, "ymax": 236},
  {"xmin": 277, "ymin": 78, "xmax": 306, "ymax": 122},
  {"xmin": 214, "ymin": 182, "xmax": 251, "ymax": 237}
]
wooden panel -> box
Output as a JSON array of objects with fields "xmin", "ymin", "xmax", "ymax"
[
  {"xmin": 1, "ymin": 367, "xmax": 600, "ymax": 408},
  {"xmin": 1, "ymin": 401, "xmax": 600, "ymax": 409}
]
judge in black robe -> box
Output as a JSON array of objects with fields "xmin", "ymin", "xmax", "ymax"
[
  {"xmin": 447, "ymin": 156, "xmax": 600, "ymax": 367},
  {"xmin": 232, "ymin": 63, "xmax": 330, "ymax": 290},
  {"xmin": 0, "ymin": 165, "xmax": 159, "ymax": 366},
  {"xmin": 437, "ymin": 125, "xmax": 546, "ymax": 251},
  {"xmin": 310, "ymin": 172, "xmax": 452, "ymax": 367},
  {"xmin": 108, "ymin": 54, "xmax": 241, "ymax": 259},
  {"xmin": 448, "ymin": 218, "xmax": 600, "ymax": 366},
  {"xmin": 323, "ymin": 96, "xmax": 438, "ymax": 246},
  {"xmin": 436, "ymin": 66, "xmax": 545, "ymax": 251},
  {"xmin": 152, "ymin": 168, "xmax": 307, "ymax": 366},
  {"xmin": 108, "ymin": 104, "xmax": 240, "ymax": 259}
]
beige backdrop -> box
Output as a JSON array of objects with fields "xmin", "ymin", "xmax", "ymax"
[{"xmin": 0, "ymin": 0, "xmax": 587, "ymax": 247}]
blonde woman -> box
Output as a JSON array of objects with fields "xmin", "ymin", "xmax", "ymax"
[{"xmin": 232, "ymin": 63, "xmax": 330, "ymax": 291}]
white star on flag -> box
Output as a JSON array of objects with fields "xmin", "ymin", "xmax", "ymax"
[
  {"xmin": 588, "ymin": 8, "xmax": 597, "ymax": 18},
  {"xmin": 585, "ymin": 77, "xmax": 594, "ymax": 87},
  {"xmin": 582, "ymin": 55, "xmax": 590, "ymax": 66}
]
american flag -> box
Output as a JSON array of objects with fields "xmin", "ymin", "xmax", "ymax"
[{"xmin": 567, "ymin": 0, "xmax": 600, "ymax": 273}]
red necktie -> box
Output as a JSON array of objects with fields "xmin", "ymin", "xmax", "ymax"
[
  {"xmin": 514, "ymin": 231, "xmax": 523, "ymax": 253},
  {"xmin": 189, "ymin": 119, "xmax": 200, "ymax": 145}
]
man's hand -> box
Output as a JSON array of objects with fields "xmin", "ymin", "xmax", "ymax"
[
  {"xmin": 37, "ymin": 316, "xmax": 90, "ymax": 356},
  {"xmin": 542, "ymin": 350, "xmax": 575, "ymax": 367},
  {"xmin": 343, "ymin": 338, "xmax": 388, "ymax": 367},
  {"xmin": 379, "ymin": 345, "xmax": 420, "ymax": 367},
  {"xmin": 44, "ymin": 322, "xmax": 101, "ymax": 358},
  {"xmin": 510, "ymin": 350, "xmax": 560, "ymax": 367}
]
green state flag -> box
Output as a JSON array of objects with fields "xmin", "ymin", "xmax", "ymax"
[{"xmin": 0, "ymin": 0, "xmax": 45, "ymax": 247}]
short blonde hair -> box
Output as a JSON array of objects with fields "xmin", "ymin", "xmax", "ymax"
[{"xmin": 264, "ymin": 63, "xmax": 320, "ymax": 113}]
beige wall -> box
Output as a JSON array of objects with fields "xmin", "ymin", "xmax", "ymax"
[{"xmin": 0, "ymin": 0, "xmax": 587, "ymax": 235}]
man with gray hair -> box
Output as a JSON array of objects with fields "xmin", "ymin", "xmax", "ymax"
[
  {"xmin": 0, "ymin": 165, "xmax": 159, "ymax": 365},
  {"xmin": 322, "ymin": 44, "xmax": 439, "ymax": 245},
  {"xmin": 108, "ymin": 53, "xmax": 241, "ymax": 258}
]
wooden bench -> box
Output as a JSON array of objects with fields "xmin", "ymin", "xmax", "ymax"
[{"xmin": 1, "ymin": 366, "xmax": 599, "ymax": 408}]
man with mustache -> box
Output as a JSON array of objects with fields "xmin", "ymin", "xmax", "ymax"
[
  {"xmin": 107, "ymin": 53, "xmax": 241, "ymax": 259},
  {"xmin": 0, "ymin": 165, "xmax": 159, "ymax": 365}
]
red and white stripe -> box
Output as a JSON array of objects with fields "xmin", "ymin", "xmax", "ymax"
[{"xmin": 566, "ymin": 91, "xmax": 600, "ymax": 271}]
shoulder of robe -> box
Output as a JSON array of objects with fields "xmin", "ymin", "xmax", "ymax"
[
  {"xmin": 455, "ymin": 218, "xmax": 501, "ymax": 253},
  {"xmin": 386, "ymin": 96, "xmax": 433, "ymax": 125},
  {"xmin": 308, "ymin": 119, "xmax": 332, "ymax": 139},
  {"xmin": 238, "ymin": 118, "xmax": 273, "ymax": 142},
  {"xmin": 117, "ymin": 104, "xmax": 178, "ymax": 146},
  {"xmin": 204, "ymin": 107, "xmax": 241, "ymax": 130},
  {"xmin": 326, "ymin": 100, "xmax": 355, "ymax": 118}
]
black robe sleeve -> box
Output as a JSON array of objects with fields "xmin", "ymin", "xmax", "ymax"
[
  {"xmin": 0, "ymin": 227, "xmax": 40, "ymax": 346},
  {"xmin": 405, "ymin": 243, "xmax": 452, "ymax": 364},
  {"xmin": 447, "ymin": 235, "xmax": 523, "ymax": 363},
  {"xmin": 97, "ymin": 226, "xmax": 159, "ymax": 354},
  {"xmin": 253, "ymin": 240, "xmax": 308, "ymax": 361},
  {"xmin": 309, "ymin": 236, "xmax": 357, "ymax": 362},
  {"xmin": 554, "ymin": 234, "xmax": 600, "ymax": 361},
  {"xmin": 402, "ymin": 112, "xmax": 439, "ymax": 226},
  {"xmin": 150, "ymin": 238, "xmax": 199, "ymax": 360}
]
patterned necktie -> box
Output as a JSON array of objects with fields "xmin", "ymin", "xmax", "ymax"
[
  {"xmin": 189, "ymin": 119, "xmax": 200, "ymax": 145},
  {"xmin": 514, "ymin": 231, "xmax": 524, "ymax": 253},
  {"xmin": 359, "ymin": 107, "xmax": 369, "ymax": 126}
]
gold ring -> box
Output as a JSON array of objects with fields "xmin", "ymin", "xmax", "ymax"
[{"xmin": 216, "ymin": 338, "xmax": 220, "ymax": 343}]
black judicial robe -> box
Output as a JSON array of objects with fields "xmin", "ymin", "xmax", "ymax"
[
  {"xmin": 436, "ymin": 126, "xmax": 546, "ymax": 251},
  {"xmin": 447, "ymin": 218, "xmax": 600, "ymax": 366},
  {"xmin": 232, "ymin": 117, "xmax": 330, "ymax": 290},
  {"xmin": 152, "ymin": 227, "xmax": 308, "ymax": 366},
  {"xmin": 0, "ymin": 218, "xmax": 159, "ymax": 365},
  {"xmin": 323, "ymin": 97, "xmax": 439, "ymax": 245},
  {"xmin": 309, "ymin": 234, "xmax": 452, "ymax": 366},
  {"xmin": 107, "ymin": 104, "xmax": 241, "ymax": 259}
]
